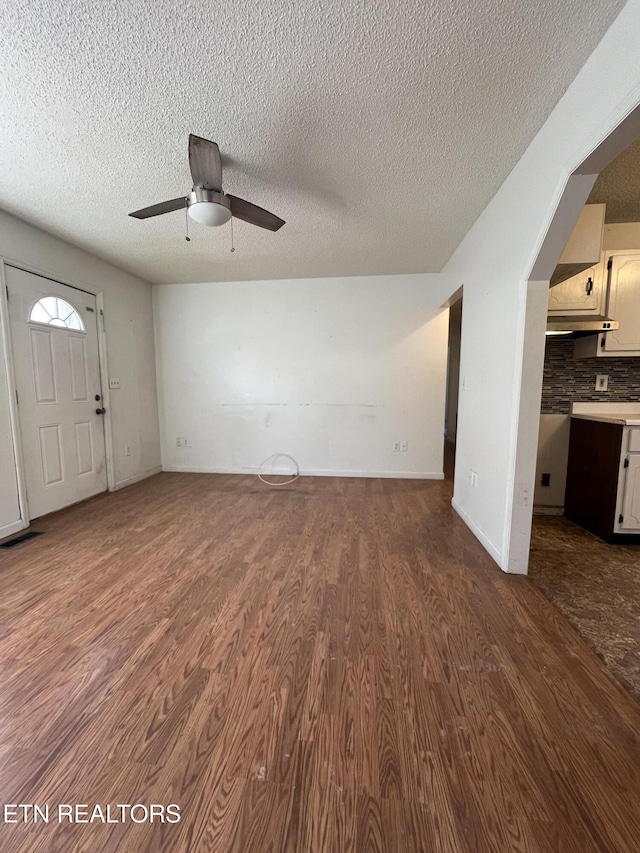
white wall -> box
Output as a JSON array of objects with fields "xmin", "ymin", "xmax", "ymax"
[
  {"xmin": 0, "ymin": 209, "xmax": 161, "ymax": 534},
  {"xmin": 534, "ymin": 415, "xmax": 571, "ymax": 510},
  {"xmin": 438, "ymin": 0, "xmax": 640, "ymax": 572},
  {"xmin": 154, "ymin": 275, "xmax": 447, "ymax": 478}
]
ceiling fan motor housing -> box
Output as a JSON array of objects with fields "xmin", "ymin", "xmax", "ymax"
[{"xmin": 188, "ymin": 187, "xmax": 231, "ymax": 227}]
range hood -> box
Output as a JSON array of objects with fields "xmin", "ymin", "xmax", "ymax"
[{"xmin": 546, "ymin": 315, "xmax": 619, "ymax": 335}]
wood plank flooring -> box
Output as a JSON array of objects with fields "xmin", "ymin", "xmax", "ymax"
[{"xmin": 0, "ymin": 473, "xmax": 639, "ymax": 851}]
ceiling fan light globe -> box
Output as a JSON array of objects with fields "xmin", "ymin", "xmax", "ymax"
[{"xmin": 188, "ymin": 201, "xmax": 232, "ymax": 227}]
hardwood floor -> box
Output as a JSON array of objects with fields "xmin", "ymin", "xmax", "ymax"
[{"xmin": 1, "ymin": 473, "xmax": 640, "ymax": 852}]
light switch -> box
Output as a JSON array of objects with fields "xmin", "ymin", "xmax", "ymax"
[
  {"xmin": 109, "ymin": 378, "xmax": 121, "ymax": 389},
  {"xmin": 595, "ymin": 374, "xmax": 608, "ymax": 392}
]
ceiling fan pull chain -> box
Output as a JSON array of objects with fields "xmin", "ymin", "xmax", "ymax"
[
  {"xmin": 185, "ymin": 200, "xmax": 190, "ymax": 242},
  {"xmin": 230, "ymin": 215, "xmax": 235, "ymax": 253}
]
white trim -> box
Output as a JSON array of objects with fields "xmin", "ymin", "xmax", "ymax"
[
  {"xmin": 451, "ymin": 497, "xmax": 503, "ymax": 568},
  {"xmin": 2, "ymin": 256, "xmax": 100, "ymax": 296},
  {"xmin": 96, "ymin": 292, "xmax": 116, "ymax": 491},
  {"xmin": 0, "ymin": 519, "xmax": 27, "ymax": 541},
  {"xmin": 0, "ymin": 260, "xmax": 29, "ymax": 526},
  {"xmin": 162, "ymin": 464, "xmax": 444, "ymax": 480},
  {"xmin": 112, "ymin": 465, "xmax": 162, "ymax": 491}
]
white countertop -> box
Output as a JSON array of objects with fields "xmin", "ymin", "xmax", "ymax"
[
  {"xmin": 571, "ymin": 403, "xmax": 640, "ymax": 426},
  {"xmin": 571, "ymin": 413, "xmax": 640, "ymax": 425}
]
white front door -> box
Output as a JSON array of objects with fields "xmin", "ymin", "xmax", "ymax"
[{"xmin": 7, "ymin": 266, "xmax": 108, "ymax": 519}]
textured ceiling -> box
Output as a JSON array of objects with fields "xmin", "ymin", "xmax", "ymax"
[
  {"xmin": 0, "ymin": 0, "xmax": 626, "ymax": 284},
  {"xmin": 589, "ymin": 137, "xmax": 640, "ymax": 222}
]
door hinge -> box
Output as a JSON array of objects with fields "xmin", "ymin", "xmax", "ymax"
[
  {"xmin": 5, "ymin": 285, "xmax": 8, "ymax": 301},
  {"xmin": 624, "ymin": 457, "xmax": 629, "ymax": 468},
  {"xmin": 619, "ymin": 513, "xmax": 624, "ymax": 524},
  {"xmin": 15, "ymin": 389, "xmax": 18, "ymax": 405},
  {"xmin": 99, "ymin": 308, "xmax": 105, "ymax": 331},
  {"xmin": 607, "ymin": 257, "xmax": 613, "ymax": 271}
]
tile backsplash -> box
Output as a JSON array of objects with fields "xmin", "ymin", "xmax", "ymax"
[{"xmin": 541, "ymin": 337, "xmax": 640, "ymax": 414}]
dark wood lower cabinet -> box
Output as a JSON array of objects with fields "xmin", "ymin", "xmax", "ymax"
[{"xmin": 565, "ymin": 418, "xmax": 628, "ymax": 542}]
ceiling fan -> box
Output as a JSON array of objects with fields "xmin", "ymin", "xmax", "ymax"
[{"xmin": 129, "ymin": 134, "xmax": 285, "ymax": 232}]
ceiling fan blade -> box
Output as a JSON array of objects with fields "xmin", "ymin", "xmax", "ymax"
[
  {"xmin": 189, "ymin": 134, "xmax": 223, "ymax": 191},
  {"xmin": 129, "ymin": 197, "xmax": 186, "ymax": 219},
  {"xmin": 227, "ymin": 195, "xmax": 285, "ymax": 231}
]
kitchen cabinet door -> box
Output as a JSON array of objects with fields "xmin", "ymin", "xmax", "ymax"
[
  {"xmin": 620, "ymin": 455, "xmax": 640, "ymax": 530},
  {"xmin": 547, "ymin": 261, "xmax": 603, "ymax": 314},
  {"xmin": 603, "ymin": 253, "xmax": 640, "ymax": 352}
]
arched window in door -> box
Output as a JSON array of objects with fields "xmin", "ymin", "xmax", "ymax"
[{"xmin": 29, "ymin": 297, "xmax": 85, "ymax": 332}]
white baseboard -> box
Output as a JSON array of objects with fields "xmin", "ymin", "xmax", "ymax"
[
  {"xmin": 533, "ymin": 505, "xmax": 564, "ymax": 516},
  {"xmin": 451, "ymin": 497, "xmax": 503, "ymax": 567},
  {"xmin": 111, "ymin": 465, "xmax": 162, "ymax": 491},
  {"xmin": 0, "ymin": 519, "xmax": 27, "ymax": 540},
  {"xmin": 162, "ymin": 464, "xmax": 444, "ymax": 480}
]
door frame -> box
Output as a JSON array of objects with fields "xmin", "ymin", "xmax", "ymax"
[{"xmin": 0, "ymin": 255, "xmax": 115, "ymax": 529}]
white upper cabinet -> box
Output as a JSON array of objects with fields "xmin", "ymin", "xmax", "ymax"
[
  {"xmin": 574, "ymin": 250, "xmax": 640, "ymax": 357},
  {"xmin": 547, "ymin": 260, "xmax": 604, "ymax": 314},
  {"xmin": 603, "ymin": 253, "xmax": 640, "ymax": 352}
]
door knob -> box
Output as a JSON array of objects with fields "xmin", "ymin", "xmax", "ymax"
[{"xmin": 96, "ymin": 407, "xmax": 106, "ymax": 415}]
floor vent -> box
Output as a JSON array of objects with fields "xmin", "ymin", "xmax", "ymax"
[{"xmin": 0, "ymin": 531, "xmax": 44, "ymax": 549}]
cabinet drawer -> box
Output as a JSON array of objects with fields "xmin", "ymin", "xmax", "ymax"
[{"xmin": 628, "ymin": 429, "xmax": 640, "ymax": 452}]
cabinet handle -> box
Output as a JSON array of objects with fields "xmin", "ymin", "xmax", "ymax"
[{"xmin": 586, "ymin": 276, "xmax": 593, "ymax": 295}]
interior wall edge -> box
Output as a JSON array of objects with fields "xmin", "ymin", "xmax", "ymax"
[
  {"xmin": 440, "ymin": 0, "xmax": 640, "ymax": 572},
  {"xmin": 451, "ymin": 497, "xmax": 503, "ymax": 568}
]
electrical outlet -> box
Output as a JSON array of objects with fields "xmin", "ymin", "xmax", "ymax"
[
  {"xmin": 176, "ymin": 437, "xmax": 183, "ymax": 447},
  {"xmin": 400, "ymin": 441, "xmax": 408, "ymax": 452},
  {"xmin": 124, "ymin": 445, "xmax": 131, "ymax": 457},
  {"xmin": 393, "ymin": 441, "xmax": 400, "ymax": 452},
  {"xmin": 183, "ymin": 437, "xmax": 190, "ymax": 447},
  {"xmin": 109, "ymin": 377, "xmax": 121, "ymax": 390},
  {"xmin": 595, "ymin": 374, "xmax": 609, "ymax": 391},
  {"xmin": 470, "ymin": 470, "xmax": 478, "ymax": 487}
]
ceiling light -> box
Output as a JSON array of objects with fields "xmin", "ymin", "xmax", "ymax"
[{"xmin": 187, "ymin": 188, "xmax": 231, "ymax": 227}]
